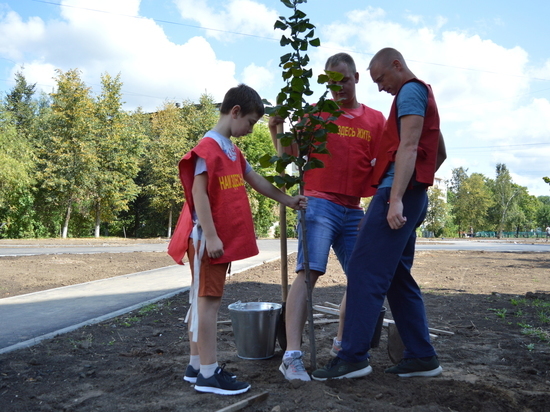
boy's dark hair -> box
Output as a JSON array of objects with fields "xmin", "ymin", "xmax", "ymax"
[
  {"xmin": 220, "ymin": 84, "xmax": 265, "ymax": 117},
  {"xmin": 325, "ymin": 52, "xmax": 357, "ymax": 74}
]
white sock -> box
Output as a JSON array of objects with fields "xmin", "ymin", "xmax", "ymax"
[
  {"xmin": 189, "ymin": 355, "xmax": 200, "ymax": 370},
  {"xmin": 283, "ymin": 350, "xmax": 302, "ymax": 362},
  {"xmin": 200, "ymin": 362, "xmax": 218, "ymax": 379}
]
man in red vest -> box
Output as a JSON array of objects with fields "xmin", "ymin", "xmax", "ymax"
[
  {"xmin": 313, "ymin": 48, "xmax": 447, "ymax": 380},
  {"xmin": 168, "ymin": 84, "xmax": 307, "ymax": 395},
  {"xmin": 270, "ymin": 53, "xmax": 385, "ymax": 381}
]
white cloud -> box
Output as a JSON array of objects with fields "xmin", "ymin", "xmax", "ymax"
[
  {"xmin": 174, "ymin": 0, "xmax": 279, "ymax": 41},
  {"xmin": 0, "ymin": 0, "xmax": 238, "ymax": 111},
  {"xmin": 241, "ymin": 63, "xmax": 274, "ymax": 98}
]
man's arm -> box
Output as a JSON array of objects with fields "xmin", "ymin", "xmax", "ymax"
[
  {"xmin": 387, "ymin": 114, "xmax": 424, "ymax": 230},
  {"xmin": 435, "ymin": 131, "xmax": 447, "ymax": 172},
  {"xmin": 192, "ymin": 172, "xmax": 224, "ymax": 259}
]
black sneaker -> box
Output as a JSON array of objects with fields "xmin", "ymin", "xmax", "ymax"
[
  {"xmin": 311, "ymin": 356, "xmax": 372, "ymax": 381},
  {"xmin": 384, "ymin": 356, "xmax": 443, "ymax": 377},
  {"xmin": 194, "ymin": 365, "xmax": 250, "ymax": 395},
  {"xmin": 184, "ymin": 364, "xmax": 236, "ymax": 384},
  {"xmin": 183, "ymin": 365, "xmax": 199, "ymax": 383}
]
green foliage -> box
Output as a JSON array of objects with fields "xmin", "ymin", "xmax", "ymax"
[
  {"xmin": 424, "ymin": 186, "xmax": 450, "ymax": 237},
  {"xmin": 451, "ymin": 171, "xmax": 493, "ymax": 234},
  {"xmin": 142, "ymin": 95, "xmax": 218, "ymax": 237},
  {"xmin": 0, "ymin": 96, "xmax": 39, "ymax": 237},
  {"xmin": 4, "ymin": 71, "xmax": 37, "ymax": 137},
  {"xmin": 487, "ymin": 164, "xmax": 523, "ymax": 236},
  {"xmin": 39, "ymin": 68, "xmax": 98, "ymax": 238},
  {"xmin": 90, "ymin": 73, "xmax": 146, "ymax": 236},
  {"xmin": 260, "ymin": 0, "xmax": 342, "ymax": 191},
  {"xmin": 235, "ymin": 123, "xmax": 279, "ymax": 237}
]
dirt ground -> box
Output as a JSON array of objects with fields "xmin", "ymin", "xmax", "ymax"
[{"xmin": 1, "ymin": 239, "xmax": 549, "ymax": 411}]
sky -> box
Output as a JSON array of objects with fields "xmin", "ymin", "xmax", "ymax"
[{"xmin": 1, "ymin": 0, "xmax": 550, "ymax": 197}]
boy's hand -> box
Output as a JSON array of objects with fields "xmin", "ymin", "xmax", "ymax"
[
  {"xmin": 287, "ymin": 195, "xmax": 308, "ymax": 210},
  {"xmin": 205, "ymin": 235, "xmax": 224, "ymax": 259}
]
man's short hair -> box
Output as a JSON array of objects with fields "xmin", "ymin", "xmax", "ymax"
[
  {"xmin": 325, "ymin": 52, "xmax": 357, "ymax": 74},
  {"xmin": 368, "ymin": 48, "xmax": 405, "ymax": 70},
  {"xmin": 220, "ymin": 84, "xmax": 265, "ymax": 117}
]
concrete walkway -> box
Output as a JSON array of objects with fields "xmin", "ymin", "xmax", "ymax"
[{"xmin": 0, "ymin": 240, "xmax": 297, "ymax": 354}]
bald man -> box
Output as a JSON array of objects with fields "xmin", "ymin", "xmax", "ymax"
[{"xmin": 313, "ymin": 48, "xmax": 447, "ymax": 380}]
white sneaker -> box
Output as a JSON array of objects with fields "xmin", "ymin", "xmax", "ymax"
[
  {"xmin": 329, "ymin": 337, "xmax": 341, "ymax": 357},
  {"xmin": 279, "ymin": 352, "xmax": 311, "ymax": 381}
]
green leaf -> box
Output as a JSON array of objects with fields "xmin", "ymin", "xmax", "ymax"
[
  {"xmin": 274, "ymin": 20, "xmax": 288, "ymax": 30},
  {"xmin": 325, "ymin": 70, "xmax": 344, "ymax": 82},
  {"xmin": 259, "ymin": 153, "xmax": 276, "ymax": 168},
  {"xmin": 317, "ymin": 74, "xmax": 329, "ymax": 84},
  {"xmin": 305, "ymin": 157, "xmax": 325, "ymax": 171},
  {"xmin": 273, "ymin": 175, "xmax": 287, "ymax": 187},
  {"xmin": 325, "ymin": 122, "xmax": 339, "ymax": 133},
  {"xmin": 309, "ymin": 38, "xmax": 321, "ymax": 47},
  {"xmin": 280, "ymin": 36, "xmax": 291, "ymax": 47},
  {"xmin": 281, "ymin": 0, "xmax": 294, "ymax": 9},
  {"xmin": 280, "ymin": 53, "xmax": 292, "ymax": 64}
]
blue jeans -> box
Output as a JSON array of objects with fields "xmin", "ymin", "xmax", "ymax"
[
  {"xmin": 338, "ymin": 186, "xmax": 437, "ymax": 362},
  {"xmin": 296, "ymin": 197, "xmax": 364, "ymax": 274}
]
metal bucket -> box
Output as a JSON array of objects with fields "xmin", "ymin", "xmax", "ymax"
[{"xmin": 228, "ymin": 301, "xmax": 282, "ymax": 360}]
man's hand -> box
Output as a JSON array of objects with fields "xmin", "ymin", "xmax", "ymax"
[
  {"xmin": 387, "ymin": 200, "xmax": 407, "ymax": 229},
  {"xmin": 268, "ymin": 115, "xmax": 284, "ymax": 131}
]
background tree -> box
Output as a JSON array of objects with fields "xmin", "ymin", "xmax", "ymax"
[
  {"xmin": 143, "ymin": 96, "xmax": 218, "ymax": 238},
  {"xmin": 4, "ymin": 71, "xmax": 37, "ymax": 139},
  {"xmin": 452, "ymin": 172, "xmax": 493, "ymax": 235},
  {"xmin": 235, "ymin": 123, "xmax": 279, "ymax": 237},
  {"xmin": 487, "ymin": 163, "xmax": 521, "ymax": 237},
  {"xmin": 39, "ymin": 69, "xmax": 97, "ymax": 238},
  {"xmin": 90, "ymin": 73, "xmax": 146, "ymax": 237},
  {"xmin": 0, "ymin": 106, "xmax": 36, "ymax": 237},
  {"xmin": 536, "ymin": 196, "xmax": 550, "ymax": 230},
  {"xmin": 447, "ymin": 167, "xmax": 469, "ymax": 232},
  {"xmin": 448, "ymin": 166, "xmax": 468, "ymax": 204},
  {"xmin": 424, "ymin": 186, "xmax": 450, "ymax": 237},
  {"xmin": 143, "ymin": 101, "xmax": 190, "ymax": 238},
  {"xmin": 509, "ymin": 187, "xmax": 539, "ymax": 235}
]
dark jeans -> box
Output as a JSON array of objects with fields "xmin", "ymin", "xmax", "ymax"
[{"xmin": 338, "ymin": 186, "xmax": 437, "ymax": 362}]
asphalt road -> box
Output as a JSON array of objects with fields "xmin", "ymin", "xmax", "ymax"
[{"xmin": 0, "ymin": 238, "xmax": 548, "ymax": 256}]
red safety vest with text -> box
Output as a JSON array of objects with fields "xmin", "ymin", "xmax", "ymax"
[
  {"xmin": 305, "ymin": 104, "xmax": 385, "ymax": 198},
  {"xmin": 168, "ymin": 138, "xmax": 259, "ymax": 265}
]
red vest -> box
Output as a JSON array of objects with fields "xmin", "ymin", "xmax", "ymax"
[
  {"xmin": 167, "ymin": 137, "xmax": 259, "ymax": 265},
  {"xmin": 371, "ymin": 79, "xmax": 440, "ymax": 187},
  {"xmin": 304, "ymin": 104, "xmax": 385, "ymax": 198}
]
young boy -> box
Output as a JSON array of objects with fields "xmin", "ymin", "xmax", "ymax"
[{"xmin": 168, "ymin": 84, "xmax": 307, "ymax": 395}]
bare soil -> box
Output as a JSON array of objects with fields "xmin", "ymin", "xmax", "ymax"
[{"xmin": 1, "ymin": 239, "xmax": 549, "ymax": 411}]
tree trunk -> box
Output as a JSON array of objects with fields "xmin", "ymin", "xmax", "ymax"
[
  {"xmin": 167, "ymin": 207, "xmax": 173, "ymax": 238},
  {"xmin": 62, "ymin": 203, "xmax": 72, "ymax": 239},
  {"xmin": 94, "ymin": 202, "xmax": 101, "ymax": 238}
]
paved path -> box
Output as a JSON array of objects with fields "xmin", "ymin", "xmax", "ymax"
[{"xmin": 0, "ymin": 240, "xmax": 297, "ymax": 354}]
